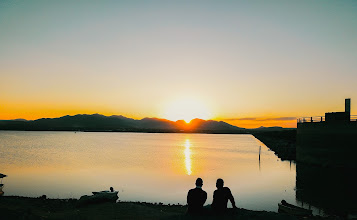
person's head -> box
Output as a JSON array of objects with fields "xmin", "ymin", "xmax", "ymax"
[
  {"xmin": 216, "ymin": 178, "xmax": 224, "ymax": 189},
  {"xmin": 195, "ymin": 178, "xmax": 203, "ymax": 187},
  {"xmin": 110, "ymin": 187, "xmax": 114, "ymax": 192}
]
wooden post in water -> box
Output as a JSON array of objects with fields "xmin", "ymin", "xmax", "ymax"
[{"xmin": 258, "ymin": 146, "xmax": 261, "ymax": 171}]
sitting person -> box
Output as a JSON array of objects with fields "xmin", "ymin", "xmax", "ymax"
[
  {"xmin": 211, "ymin": 178, "xmax": 237, "ymax": 213},
  {"xmin": 187, "ymin": 178, "xmax": 207, "ymax": 215}
]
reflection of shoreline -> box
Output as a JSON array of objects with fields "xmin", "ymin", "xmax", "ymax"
[{"xmin": 296, "ymin": 163, "xmax": 357, "ymax": 217}]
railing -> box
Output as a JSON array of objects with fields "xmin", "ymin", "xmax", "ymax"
[
  {"xmin": 297, "ymin": 115, "xmax": 357, "ymax": 123},
  {"xmin": 297, "ymin": 116, "xmax": 325, "ymax": 123}
]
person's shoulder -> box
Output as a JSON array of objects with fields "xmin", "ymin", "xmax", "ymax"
[
  {"xmin": 195, "ymin": 188, "xmax": 206, "ymax": 193},
  {"xmin": 223, "ymin": 187, "xmax": 231, "ymax": 192},
  {"xmin": 188, "ymin": 188, "xmax": 196, "ymax": 194},
  {"xmin": 189, "ymin": 188, "xmax": 204, "ymax": 192},
  {"xmin": 188, "ymin": 188, "xmax": 196, "ymax": 192}
]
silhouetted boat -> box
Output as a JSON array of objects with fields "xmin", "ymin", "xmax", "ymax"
[
  {"xmin": 278, "ymin": 200, "xmax": 312, "ymax": 216},
  {"xmin": 78, "ymin": 190, "xmax": 118, "ymax": 206},
  {"xmin": 92, "ymin": 191, "xmax": 118, "ymax": 200}
]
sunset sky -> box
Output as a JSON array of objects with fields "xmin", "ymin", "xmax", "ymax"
[{"xmin": 1, "ymin": 0, "xmax": 356, "ymax": 128}]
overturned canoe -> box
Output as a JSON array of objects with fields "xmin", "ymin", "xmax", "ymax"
[
  {"xmin": 91, "ymin": 191, "xmax": 119, "ymax": 201},
  {"xmin": 77, "ymin": 191, "xmax": 119, "ymax": 206},
  {"xmin": 278, "ymin": 201, "xmax": 312, "ymax": 216}
]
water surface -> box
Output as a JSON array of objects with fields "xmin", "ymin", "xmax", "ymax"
[{"xmin": 0, "ymin": 131, "xmax": 296, "ymax": 212}]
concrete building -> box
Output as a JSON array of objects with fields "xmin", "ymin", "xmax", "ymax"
[{"xmin": 297, "ymin": 99, "xmax": 357, "ymax": 168}]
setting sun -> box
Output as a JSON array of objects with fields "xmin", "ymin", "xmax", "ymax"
[{"xmin": 161, "ymin": 98, "xmax": 212, "ymax": 123}]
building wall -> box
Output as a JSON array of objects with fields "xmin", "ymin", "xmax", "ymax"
[{"xmin": 296, "ymin": 121, "xmax": 357, "ymax": 168}]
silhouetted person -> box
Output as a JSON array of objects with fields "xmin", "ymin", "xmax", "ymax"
[
  {"xmin": 211, "ymin": 178, "xmax": 237, "ymax": 213},
  {"xmin": 187, "ymin": 178, "xmax": 207, "ymax": 215},
  {"xmin": 110, "ymin": 187, "xmax": 114, "ymax": 192}
]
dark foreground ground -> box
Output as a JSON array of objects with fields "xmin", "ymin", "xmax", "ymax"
[{"xmin": 0, "ymin": 196, "xmax": 343, "ymax": 220}]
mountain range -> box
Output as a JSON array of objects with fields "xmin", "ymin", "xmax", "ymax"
[{"xmin": 0, "ymin": 114, "xmax": 291, "ymax": 133}]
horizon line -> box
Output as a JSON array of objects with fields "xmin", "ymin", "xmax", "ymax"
[{"xmin": 0, "ymin": 113, "xmax": 297, "ymax": 129}]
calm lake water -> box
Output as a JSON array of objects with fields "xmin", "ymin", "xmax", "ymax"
[{"xmin": 0, "ymin": 131, "xmax": 297, "ymax": 212}]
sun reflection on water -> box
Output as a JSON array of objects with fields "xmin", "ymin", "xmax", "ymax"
[{"xmin": 184, "ymin": 139, "xmax": 192, "ymax": 175}]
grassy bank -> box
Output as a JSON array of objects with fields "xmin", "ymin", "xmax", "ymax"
[{"xmin": 0, "ymin": 196, "xmax": 339, "ymax": 220}]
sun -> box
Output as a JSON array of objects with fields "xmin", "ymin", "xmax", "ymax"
[{"xmin": 162, "ymin": 98, "xmax": 212, "ymax": 123}]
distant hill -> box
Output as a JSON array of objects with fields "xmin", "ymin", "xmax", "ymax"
[
  {"xmin": 249, "ymin": 126, "xmax": 293, "ymax": 132},
  {"xmin": 182, "ymin": 119, "xmax": 243, "ymax": 131},
  {"xmin": 0, "ymin": 114, "xmax": 248, "ymax": 133}
]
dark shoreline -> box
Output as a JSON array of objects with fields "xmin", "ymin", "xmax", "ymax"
[
  {"xmin": 252, "ymin": 130, "xmax": 297, "ymax": 161},
  {"xmin": 0, "ymin": 196, "xmax": 333, "ymax": 220}
]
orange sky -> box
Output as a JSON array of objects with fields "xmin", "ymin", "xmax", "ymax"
[{"xmin": 1, "ymin": 1, "xmax": 356, "ymax": 128}]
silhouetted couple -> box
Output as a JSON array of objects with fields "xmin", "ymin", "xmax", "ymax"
[{"xmin": 187, "ymin": 178, "xmax": 237, "ymax": 215}]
